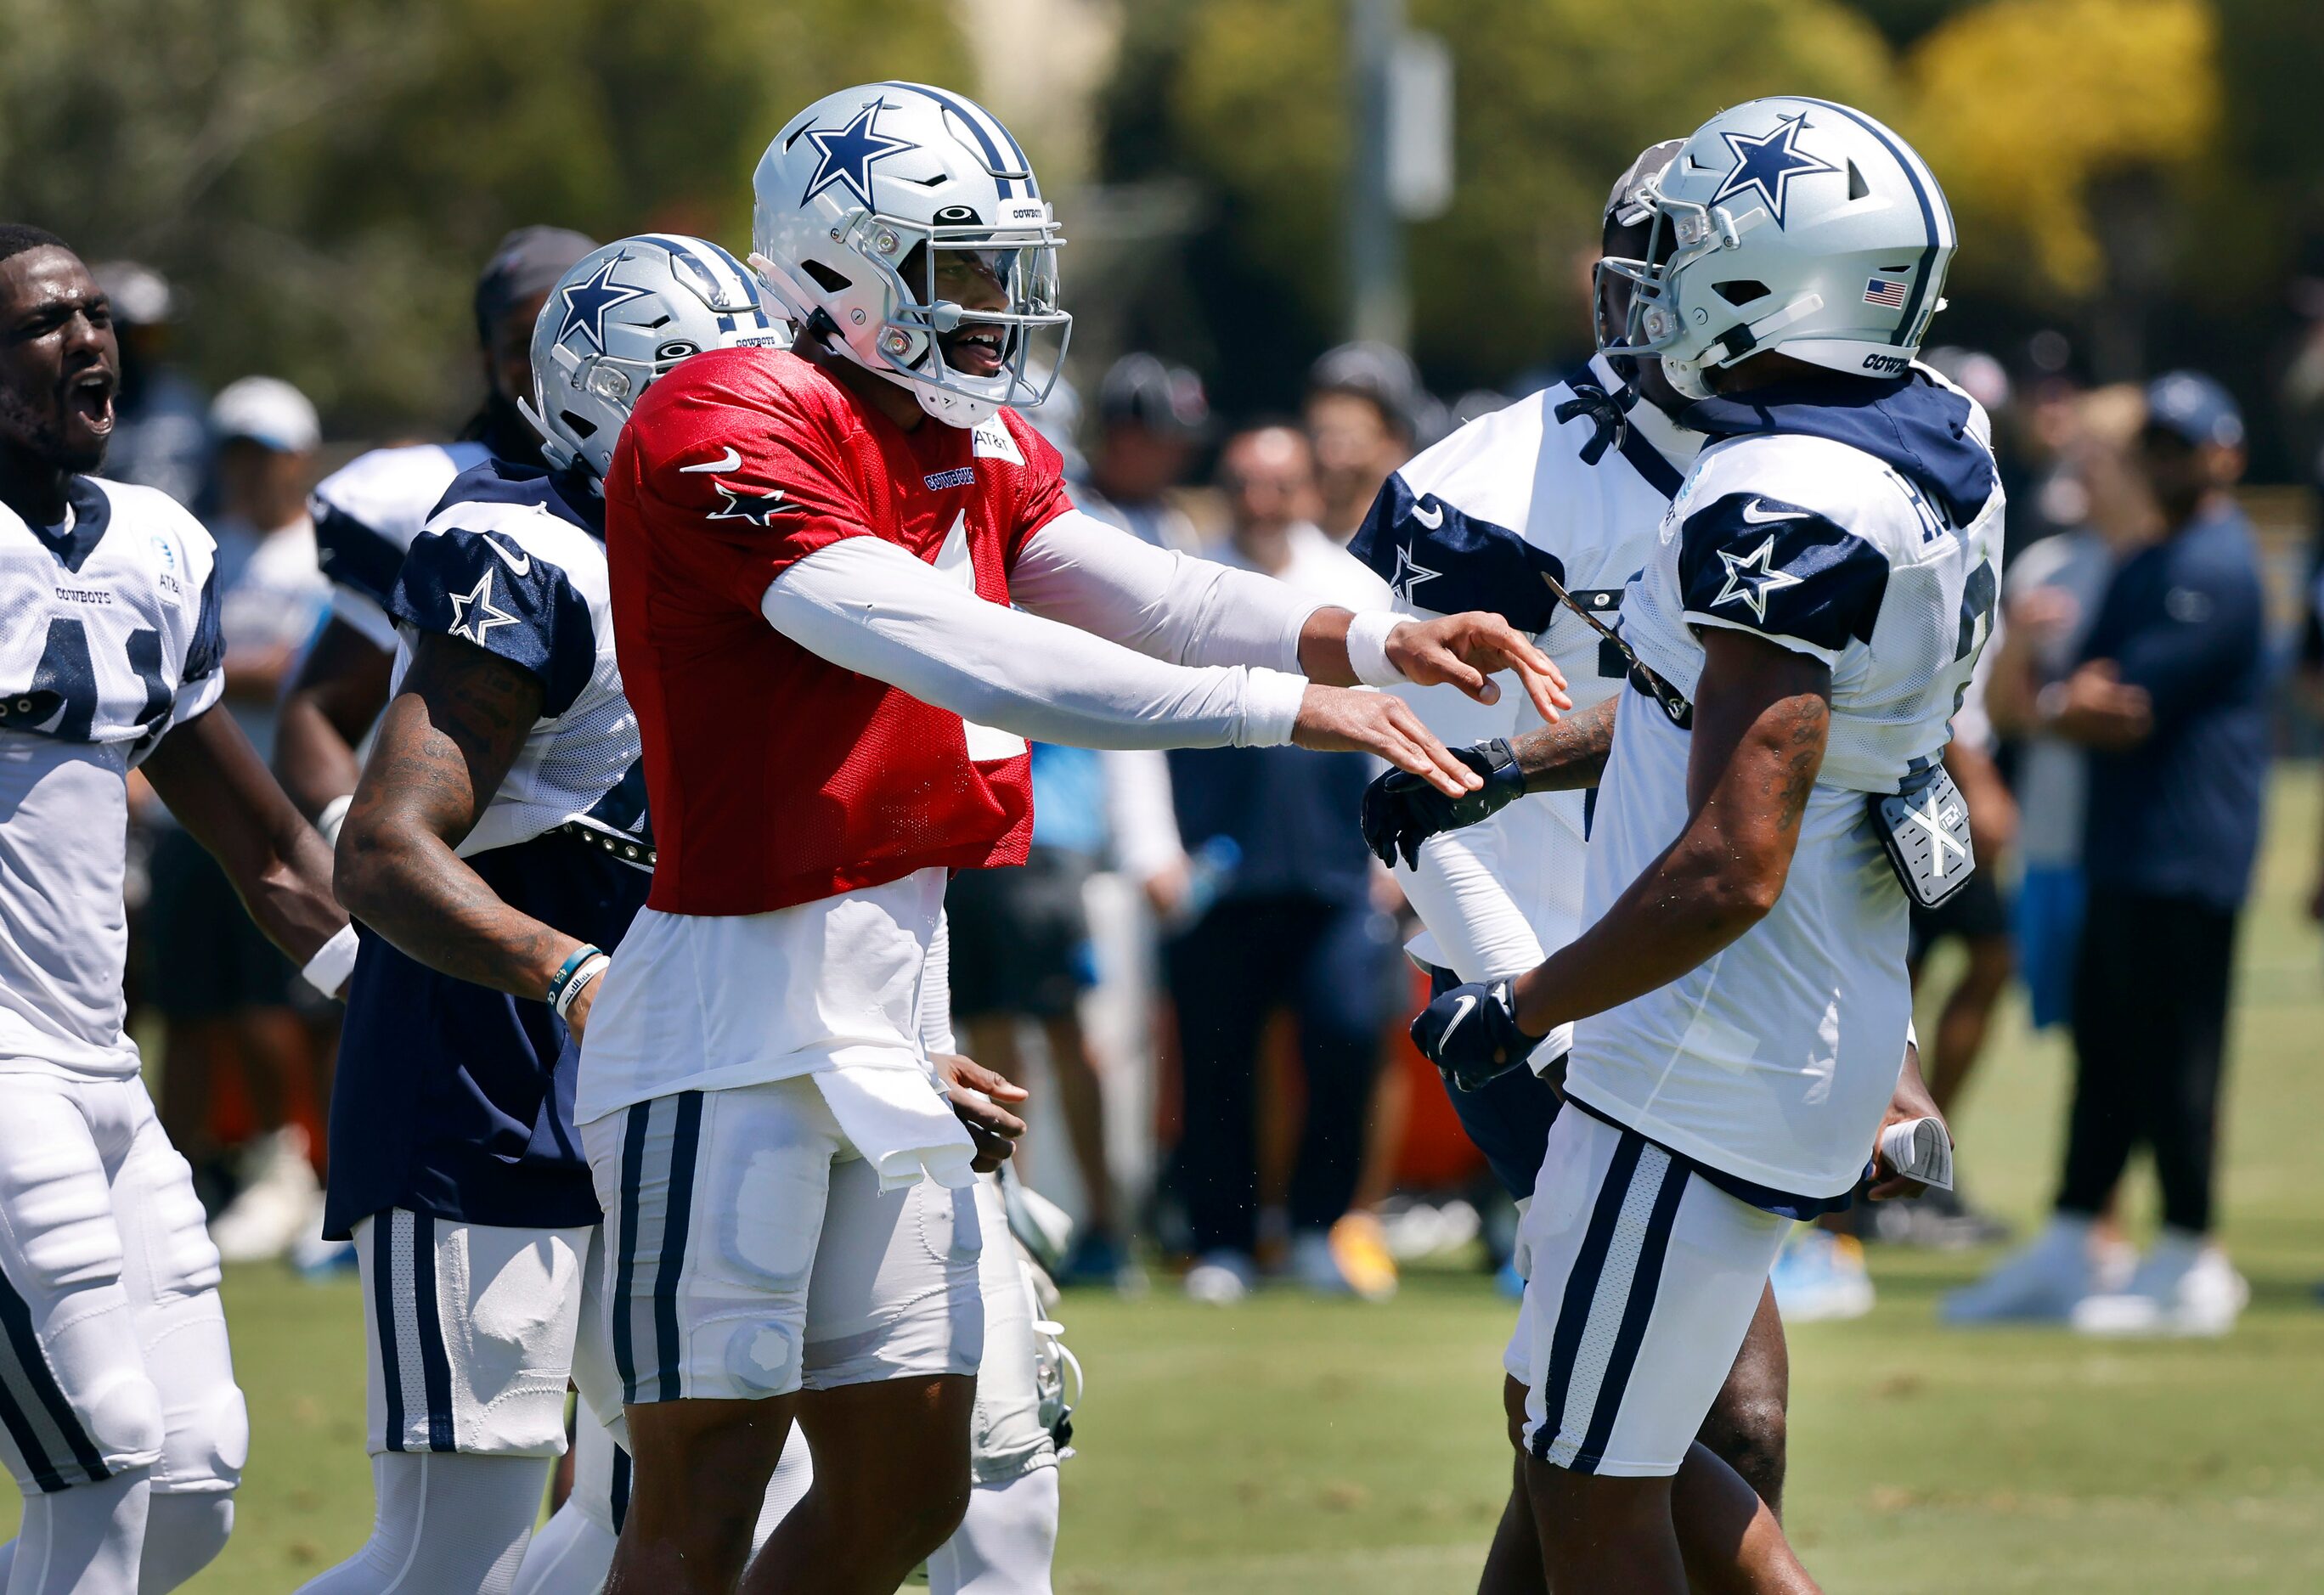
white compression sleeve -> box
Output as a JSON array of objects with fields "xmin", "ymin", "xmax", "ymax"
[
  {"xmin": 922, "ymin": 910, "xmax": 960, "ymax": 1056},
  {"xmin": 925, "ymin": 1468, "xmax": 1062, "ymax": 1595},
  {"xmin": 505, "ymin": 1502, "xmax": 615, "ymax": 1595},
  {"xmin": 292, "ymin": 1451, "xmax": 544, "ymax": 1595},
  {"xmin": 747, "ymin": 1427, "xmax": 816, "ymax": 1556},
  {"xmin": 1007, "ymin": 509, "xmax": 1322, "ymax": 673},
  {"xmin": 763, "ymin": 538, "xmax": 1308, "ymax": 750},
  {"xmin": 2, "ymin": 1469, "xmax": 149, "ymax": 1595}
]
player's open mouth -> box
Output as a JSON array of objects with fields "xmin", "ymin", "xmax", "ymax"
[
  {"xmin": 65, "ymin": 368, "xmax": 116, "ymax": 436},
  {"xmin": 947, "ymin": 328, "xmax": 1005, "ymax": 378}
]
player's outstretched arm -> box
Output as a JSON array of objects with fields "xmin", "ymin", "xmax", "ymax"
[
  {"xmin": 334, "ymin": 633, "xmax": 602, "ymax": 1029},
  {"xmin": 764, "ymin": 538, "xmax": 1485, "ymax": 796},
  {"xmin": 143, "ymin": 705, "xmax": 349, "ymax": 972},
  {"xmin": 272, "ymin": 616, "xmax": 395, "ymax": 837},
  {"xmin": 1360, "ymin": 697, "xmax": 1621, "ymax": 868},
  {"xmin": 1413, "ymin": 631, "xmax": 1829, "ymax": 1078},
  {"xmin": 1008, "ymin": 510, "xmax": 1567, "ymax": 721}
]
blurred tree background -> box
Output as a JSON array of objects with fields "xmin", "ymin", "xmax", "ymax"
[
  {"xmin": 6, "ymin": 0, "xmax": 2324, "ymax": 474},
  {"xmin": 0, "ymin": 0, "xmax": 966, "ymax": 430}
]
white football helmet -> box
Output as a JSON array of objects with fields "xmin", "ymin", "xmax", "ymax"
[
  {"xmin": 1597, "ymin": 97, "xmax": 1956, "ymax": 399},
  {"xmin": 751, "ymin": 82, "xmax": 1069, "ymax": 429},
  {"xmin": 523, "ymin": 234, "xmax": 785, "ymax": 486}
]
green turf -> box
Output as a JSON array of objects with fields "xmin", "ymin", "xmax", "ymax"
[{"xmin": 7, "ymin": 770, "xmax": 2322, "ymax": 1592}]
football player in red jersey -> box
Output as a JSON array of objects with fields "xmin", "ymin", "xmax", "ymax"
[{"xmin": 581, "ymin": 84, "xmax": 1566, "ymax": 1595}]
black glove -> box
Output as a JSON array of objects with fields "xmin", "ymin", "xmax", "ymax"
[
  {"xmin": 1360, "ymin": 738, "xmax": 1527, "ymax": 869},
  {"xmin": 1410, "ymin": 977, "xmax": 1544, "ymax": 1093}
]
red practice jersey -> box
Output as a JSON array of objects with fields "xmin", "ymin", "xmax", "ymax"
[{"xmin": 605, "ymin": 347, "xmax": 1070, "ymax": 916}]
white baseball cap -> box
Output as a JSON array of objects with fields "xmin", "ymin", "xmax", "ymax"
[{"xmin": 210, "ymin": 375, "xmax": 320, "ymax": 454}]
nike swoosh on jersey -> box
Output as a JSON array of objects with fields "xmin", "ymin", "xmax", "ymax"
[
  {"xmin": 1412, "ymin": 499, "xmax": 1447, "ymax": 529},
  {"xmin": 479, "ymin": 534, "xmax": 531, "ymax": 576},
  {"xmin": 680, "ymin": 446, "xmax": 744, "ymax": 475},
  {"xmin": 1740, "ymin": 499, "xmax": 1808, "ymax": 525}
]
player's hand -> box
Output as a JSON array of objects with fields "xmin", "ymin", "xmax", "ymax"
[
  {"xmin": 933, "ymin": 1052, "xmax": 1029, "ymax": 1172},
  {"xmin": 1386, "ymin": 615, "xmax": 1571, "ymax": 724},
  {"xmin": 1294, "ymin": 685, "xmax": 1481, "ymax": 798},
  {"xmin": 1361, "ymin": 738, "xmax": 1528, "ymax": 868},
  {"xmin": 2045, "ymin": 661, "xmax": 2152, "ymax": 749},
  {"xmin": 1410, "ymin": 977, "xmax": 1542, "ymax": 1094},
  {"xmin": 564, "ymin": 977, "xmax": 597, "ymax": 1045},
  {"xmin": 1867, "ymin": 1045, "xmax": 1949, "ymax": 1201}
]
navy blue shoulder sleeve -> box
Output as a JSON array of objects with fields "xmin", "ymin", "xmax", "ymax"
[
  {"xmin": 183, "ymin": 567, "xmax": 224, "ymax": 684},
  {"xmin": 1347, "ymin": 472, "xmax": 1561, "ymax": 634},
  {"xmin": 312, "ymin": 499, "xmax": 410, "ymax": 612},
  {"xmin": 390, "ymin": 529, "xmax": 597, "ymax": 717},
  {"xmin": 1677, "ymin": 492, "xmax": 1888, "ymax": 656}
]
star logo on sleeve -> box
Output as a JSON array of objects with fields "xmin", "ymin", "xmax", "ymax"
[
  {"xmin": 705, "ymin": 482, "xmax": 801, "ymax": 526},
  {"xmin": 1711, "ymin": 114, "xmax": 1837, "ymax": 228},
  {"xmin": 1710, "ymin": 535, "xmax": 1802, "ymax": 622},
  {"xmin": 1390, "ymin": 542, "xmax": 1441, "ymax": 606},
  {"xmin": 447, "ymin": 569, "xmax": 518, "ymax": 645},
  {"xmin": 555, "ymin": 253, "xmax": 652, "ymax": 353},
  {"xmin": 800, "ymin": 100, "xmax": 917, "ymax": 209}
]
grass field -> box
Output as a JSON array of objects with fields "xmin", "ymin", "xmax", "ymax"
[{"xmin": 6, "ymin": 772, "xmax": 2322, "ymax": 1592}]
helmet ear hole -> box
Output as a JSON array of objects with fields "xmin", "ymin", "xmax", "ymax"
[
  {"xmin": 802, "ymin": 260, "xmax": 852, "ymax": 294},
  {"xmin": 559, "ymin": 410, "xmax": 598, "ymax": 439},
  {"xmin": 1713, "ymin": 279, "xmax": 1771, "ymax": 307}
]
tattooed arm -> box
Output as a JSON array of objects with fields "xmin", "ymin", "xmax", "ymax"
[
  {"xmin": 1506, "ymin": 628, "xmax": 1830, "ymax": 1037},
  {"xmin": 334, "ymin": 634, "xmax": 599, "ymax": 1026},
  {"xmin": 1509, "ymin": 695, "xmax": 1620, "ymax": 792}
]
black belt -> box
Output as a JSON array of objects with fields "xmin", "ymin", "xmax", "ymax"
[{"xmin": 551, "ymin": 820, "xmax": 656, "ymax": 870}]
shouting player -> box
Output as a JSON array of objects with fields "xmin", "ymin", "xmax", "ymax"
[
  {"xmin": 1407, "ymin": 98, "xmax": 1989, "ymax": 1590},
  {"xmin": 0, "ymin": 225, "xmax": 355, "ymax": 1594},
  {"xmin": 582, "ymin": 83, "xmax": 1565, "ymax": 1595}
]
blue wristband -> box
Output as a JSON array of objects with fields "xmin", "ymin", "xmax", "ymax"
[{"xmin": 544, "ymin": 944, "xmax": 605, "ymax": 1011}]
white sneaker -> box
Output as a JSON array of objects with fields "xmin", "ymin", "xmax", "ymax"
[
  {"xmin": 1941, "ymin": 1217, "xmax": 2097, "ymax": 1324},
  {"xmin": 1769, "ymin": 1228, "xmax": 1875, "ymax": 1322},
  {"xmin": 2073, "ymin": 1237, "xmax": 2248, "ymax": 1339},
  {"xmin": 207, "ymin": 1127, "xmax": 322, "ymax": 1264},
  {"xmin": 1183, "ymin": 1250, "xmax": 1255, "ymax": 1305}
]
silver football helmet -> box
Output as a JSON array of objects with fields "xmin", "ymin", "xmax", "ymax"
[
  {"xmin": 750, "ymin": 82, "xmax": 1069, "ymax": 429},
  {"xmin": 523, "ymin": 234, "xmax": 785, "ymax": 485},
  {"xmin": 1598, "ymin": 97, "xmax": 1957, "ymax": 399}
]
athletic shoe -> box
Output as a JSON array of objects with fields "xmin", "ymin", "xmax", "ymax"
[
  {"xmin": 1058, "ymin": 1228, "xmax": 1126, "ymax": 1289},
  {"xmin": 1940, "ymin": 1215, "xmax": 2097, "ymax": 1324},
  {"xmin": 1184, "ymin": 1249, "xmax": 1255, "ymax": 1305},
  {"xmin": 1769, "ymin": 1228, "xmax": 1875, "ymax": 1322},
  {"xmin": 290, "ymin": 1228, "xmax": 358, "ymax": 1279},
  {"xmin": 2072, "ymin": 1235, "xmax": 2248, "ymax": 1339},
  {"xmin": 1327, "ymin": 1212, "xmax": 1400, "ymax": 1302},
  {"xmin": 207, "ymin": 1126, "xmax": 323, "ymax": 1265}
]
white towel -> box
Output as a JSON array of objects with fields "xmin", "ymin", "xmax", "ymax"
[{"xmin": 815, "ymin": 1062, "xmax": 978, "ymax": 1192}]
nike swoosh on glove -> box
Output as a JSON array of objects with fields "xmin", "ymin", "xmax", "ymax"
[
  {"xmin": 1361, "ymin": 738, "xmax": 1527, "ymax": 870},
  {"xmin": 1410, "ymin": 977, "xmax": 1543, "ymax": 1093}
]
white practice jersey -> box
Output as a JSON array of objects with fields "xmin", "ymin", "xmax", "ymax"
[
  {"xmin": 388, "ymin": 459, "xmax": 649, "ymax": 863},
  {"xmin": 312, "ymin": 441, "xmax": 492, "ymax": 650},
  {"xmin": 0, "ymin": 478, "xmax": 225, "ymax": 1077},
  {"xmin": 1351, "ymin": 356, "xmax": 1701, "ymax": 1056},
  {"xmin": 1565, "ymin": 364, "xmax": 2003, "ymax": 1197}
]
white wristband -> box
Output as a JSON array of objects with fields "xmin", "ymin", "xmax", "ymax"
[
  {"xmin": 552, "ymin": 952, "xmax": 611, "ymax": 1021},
  {"xmin": 1345, "ymin": 610, "xmax": 1407, "ymax": 689},
  {"xmin": 317, "ymin": 794, "xmax": 353, "ymax": 849},
  {"xmin": 302, "ymin": 924, "xmax": 361, "ymax": 999}
]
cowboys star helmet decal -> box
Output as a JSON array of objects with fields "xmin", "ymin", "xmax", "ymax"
[
  {"xmin": 1711, "ymin": 114, "xmax": 1838, "ymax": 228},
  {"xmin": 800, "ymin": 100, "xmax": 917, "ymax": 210},
  {"xmin": 555, "ymin": 253, "xmax": 653, "ymax": 355}
]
